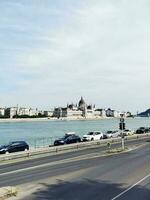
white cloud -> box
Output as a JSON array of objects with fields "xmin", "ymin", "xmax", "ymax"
[{"xmin": 1, "ymin": 0, "xmax": 150, "ymax": 112}]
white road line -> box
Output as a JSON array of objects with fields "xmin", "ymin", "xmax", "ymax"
[
  {"xmin": 0, "ymin": 152, "xmax": 106, "ymax": 177},
  {"xmin": 111, "ymin": 173, "xmax": 150, "ymax": 200},
  {"xmin": 0, "ymin": 145, "xmax": 141, "ymax": 177}
]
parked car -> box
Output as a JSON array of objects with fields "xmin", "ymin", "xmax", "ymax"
[
  {"xmin": 83, "ymin": 131, "xmax": 103, "ymax": 141},
  {"xmin": 104, "ymin": 130, "xmax": 120, "ymax": 138},
  {"xmin": 0, "ymin": 141, "xmax": 29, "ymax": 154},
  {"xmin": 136, "ymin": 127, "xmax": 150, "ymax": 134},
  {"xmin": 144, "ymin": 127, "xmax": 150, "ymax": 133},
  {"xmin": 123, "ymin": 129, "xmax": 134, "ymax": 136},
  {"xmin": 54, "ymin": 133, "xmax": 81, "ymax": 146},
  {"xmin": 103, "ymin": 131, "xmax": 114, "ymax": 138},
  {"xmin": 136, "ymin": 129, "xmax": 145, "ymax": 134}
]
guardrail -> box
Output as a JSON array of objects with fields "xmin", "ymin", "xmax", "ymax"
[{"xmin": 0, "ymin": 133, "xmax": 150, "ymax": 162}]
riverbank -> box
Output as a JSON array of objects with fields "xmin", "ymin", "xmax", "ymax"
[
  {"xmin": 0, "ymin": 117, "xmax": 105, "ymax": 123},
  {"xmin": 0, "ymin": 118, "xmax": 51, "ymax": 123},
  {"xmin": 0, "ymin": 116, "xmax": 133, "ymax": 123}
]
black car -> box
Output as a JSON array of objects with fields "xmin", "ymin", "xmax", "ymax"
[
  {"xmin": 0, "ymin": 141, "xmax": 29, "ymax": 154},
  {"xmin": 136, "ymin": 127, "xmax": 146, "ymax": 134},
  {"xmin": 136, "ymin": 127, "xmax": 150, "ymax": 134},
  {"xmin": 144, "ymin": 127, "xmax": 150, "ymax": 133},
  {"xmin": 54, "ymin": 134, "xmax": 81, "ymax": 146}
]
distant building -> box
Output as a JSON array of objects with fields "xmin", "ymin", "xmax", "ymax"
[
  {"xmin": 17, "ymin": 107, "xmax": 30, "ymax": 116},
  {"xmin": 5, "ymin": 107, "xmax": 40, "ymax": 118},
  {"xmin": 17, "ymin": 107, "xmax": 38, "ymax": 117},
  {"xmin": 2, "ymin": 100, "xmax": 132, "ymax": 119},
  {"xmin": 53, "ymin": 107, "xmax": 62, "ymax": 118},
  {"xmin": 29, "ymin": 108, "xmax": 38, "ymax": 116},
  {"xmin": 101, "ymin": 109, "xmax": 106, "ymax": 117},
  {"xmin": 0, "ymin": 108, "xmax": 5, "ymax": 117},
  {"xmin": 113, "ymin": 110, "xmax": 121, "ymax": 118},
  {"xmin": 78, "ymin": 97, "xmax": 86, "ymax": 111},
  {"xmin": 106, "ymin": 108, "xmax": 114, "ymax": 117},
  {"xmin": 62, "ymin": 108, "xmax": 82, "ymax": 117},
  {"xmin": 124, "ymin": 111, "xmax": 132, "ymax": 118},
  {"xmin": 44, "ymin": 110, "xmax": 54, "ymax": 117},
  {"xmin": 95, "ymin": 109, "xmax": 106, "ymax": 117},
  {"xmin": 5, "ymin": 107, "xmax": 18, "ymax": 118},
  {"xmin": 53, "ymin": 97, "xmax": 100, "ymax": 118}
]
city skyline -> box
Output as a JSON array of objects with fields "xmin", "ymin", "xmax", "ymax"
[
  {"xmin": 0, "ymin": 0, "xmax": 150, "ymax": 113},
  {"xmin": 0, "ymin": 96, "xmax": 132, "ymax": 119},
  {"xmin": 0, "ymin": 96, "xmax": 139, "ymax": 115}
]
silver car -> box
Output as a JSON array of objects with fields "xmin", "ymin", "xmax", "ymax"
[{"xmin": 105, "ymin": 130, "xmax": 120, "ymax": 138}]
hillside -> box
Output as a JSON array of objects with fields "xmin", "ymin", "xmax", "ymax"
[{"xmin": 138, "ymin": 109, "xmax": 150, "ymax": 117}]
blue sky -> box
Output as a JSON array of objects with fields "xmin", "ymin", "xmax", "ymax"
[{"xmin": 0, "ymin": 0, "xmax": 150, "ymax": 113}]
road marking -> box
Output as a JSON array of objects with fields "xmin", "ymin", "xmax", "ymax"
[
  {"xmin": 0, "ymin": 145, "xmax": 141, "ymax": 177},
  {"xmin": 111, "ymin": 173, "xmax": 150, "ymax": 200},
  {"xmin": 0, "ymin": 152, "xmax": 109, "ymax": 177}
]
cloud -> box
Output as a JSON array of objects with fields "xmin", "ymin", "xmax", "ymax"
[{"xmin": 0, "ymin": 0, "xmax": 150, "ymax": 112}]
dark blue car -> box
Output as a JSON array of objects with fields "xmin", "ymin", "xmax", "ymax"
[
  {"xmin": 0, "ymin": 141, "xmax": 29, "ymax": 154},
  {"xmin": 54, "ymin": 133, "xmax": 81, "ymax": 146}
]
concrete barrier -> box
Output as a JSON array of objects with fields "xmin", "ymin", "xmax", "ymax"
[{"xmin": 0, "ymin": 133, "xmax": 149, "ymax": 162}]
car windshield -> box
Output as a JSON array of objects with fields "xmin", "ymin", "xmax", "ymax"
[
  {"xmin": 8, "ymin": 142, "xmax": 18, "ymax": 146},
  {"xmin": 107, "ymin": 131, "xmax": 112, "ymax": 134},
  {"xmin": 60, "ymin": 135, "xmax": 70, "ymax": 140},
  {"xmin": 0, "ymin": 143, "xmax": 13, "ymax": 147},
  {"xmin": 8, "ymin": 141, "xmax": 25, "ymax": 146},
  {"xmin": 112, "ymin": 131, "xmax": 117, "ymax": 134},
  {"xmin": 87, "ymin": 132, "xmax": 94, "ymax": 135}
]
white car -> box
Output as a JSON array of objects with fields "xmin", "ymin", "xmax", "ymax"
[
  {"xmin": 111, "ymin": 131, "xmax": 120, "ymax": 138},
  {"xmin": 83, "ymin": 131, "xmax": 103, "ymax": 141},
  {"xmin": 123, "ymin": 129, "xmax": 134, "ymax": 136}
]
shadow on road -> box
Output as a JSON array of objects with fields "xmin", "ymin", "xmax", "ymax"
[{"xmin": 22, "ymin": 178, "xmax": 150, "ymax": 200}]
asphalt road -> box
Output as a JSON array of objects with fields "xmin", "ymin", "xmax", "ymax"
[{"xmin": 0, "ymin": 137, "xmax": 150, "ymax": 200}]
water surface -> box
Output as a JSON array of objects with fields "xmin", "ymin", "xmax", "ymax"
[{"xmin": 0, "ymin": 118, "xmax": 149, "ymax": 147}]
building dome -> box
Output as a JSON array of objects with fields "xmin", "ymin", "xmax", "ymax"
[
  {"xmin": 78, "ymin": 97, "xmax": 85, "ymax": 106},
  {"xmin": 87, "ymin": 105, "xmax": 92, "ymax": 110},
  {"xmin": 78, "ymin": 97, "xmax": 86, "ymax": 111}
]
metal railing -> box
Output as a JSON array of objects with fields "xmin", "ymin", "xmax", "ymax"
[{"xmin": 0, "ymin": 133, "xmax": 149, "ymax": 162}]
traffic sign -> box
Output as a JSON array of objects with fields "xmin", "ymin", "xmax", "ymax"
[{"xmin": 119, "ymin": 122, "xmax": 125, "ymax": 130}]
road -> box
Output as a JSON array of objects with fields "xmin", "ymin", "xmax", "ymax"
[{"xmin": 0, "ymin": 137, "xmax": 150, "ymax": 200}]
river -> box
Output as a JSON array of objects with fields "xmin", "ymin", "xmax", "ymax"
[{"xmin": 0, "ymin": 117, "xmax": 149, "ymax": 147}]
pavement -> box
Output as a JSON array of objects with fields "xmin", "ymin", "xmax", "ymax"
[
  {"xmin": 0, "ymin": 137, "xmax": 149, "ymax": 200},
  {"xmin": 0, "ymin": 187, "xmax": 18, "ymax": 199}
]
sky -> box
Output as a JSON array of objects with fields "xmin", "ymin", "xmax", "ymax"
[{"xmin": 0, "ymin": 0, "xmax": 150, "ymax": 113}]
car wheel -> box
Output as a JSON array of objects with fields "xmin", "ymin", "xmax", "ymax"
[{"xmin": 91, "ymin": 138, "xmax": 94, "ymax": 141}]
